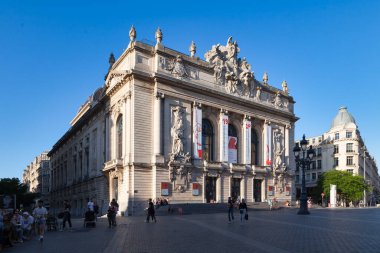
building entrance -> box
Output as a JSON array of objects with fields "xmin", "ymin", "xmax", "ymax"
[
  {"xmin": 205, "ymin": 177, "xmax": 216, "ymax": 203},
  {"xmin": 231, "ymin": 178, "xmax": 241, "ymax": 201},
  {"xmin": 254, "ymin": 179, "xmax": 262, "ymax": 202}
]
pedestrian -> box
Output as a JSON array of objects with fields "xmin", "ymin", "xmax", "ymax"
[
  {"xmin": 32, "ymin": 200, "xmax": 48, "ymax": 242},
  {"xmin": 268, "ymin": 199, "xmax": 273, "ymax": 211},
  {"xmin": 21, "ymin": 212, "xmax": 34, "ymax": 240},
  {"xmin": 87, "ymin": 198, "xmax": 94, "ymax": 211},
  {"xmin": 146, "ymin": 198, "xmax": 157, "ymax": 223},
  {"xmin": 227, "ymin": 197, "xmax": 234, "ymax": 223},
  {"xmin": 93, "ymin": 200, "xmax": 99, "ymax": 221},
  {"xmin": 107, "ymin": 199, "xmax": 118, "ymax": 228},
  {"xmin": 62, "ymin": 200, "xmax": 72, "ymax": 230},
  {"xmin": 239, "ymin": 199, "xmax": 248, "ymax": 223}
]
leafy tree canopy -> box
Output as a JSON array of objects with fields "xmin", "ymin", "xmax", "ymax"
[
  {"xmin": 317, "ymin": 170, "xmax": 370, "ymax": 203},
  {"xmin": 0, "ymin": 178, "xmax": 27, "ymax": 195}
]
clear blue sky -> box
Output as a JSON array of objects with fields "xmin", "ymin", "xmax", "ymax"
[{"xmin": 1, "ymin": 0, "xmax": 379, "ymax": 179}]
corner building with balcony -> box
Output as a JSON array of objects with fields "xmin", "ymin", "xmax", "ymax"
[
  {"xmin": 294, "ymin": 106, "xmax": 379, "ymax": 202},
  {"xmin": 49, "ymin": 27, "xmax": 298, "ymax": 216}
]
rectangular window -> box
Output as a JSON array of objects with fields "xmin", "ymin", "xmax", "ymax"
[
  {"xmin": 335, "ymin": 133, "xmax": 340, "ymax": 140},
  {"xmin": 312, "ymin": 173, "xmax": 316, "ymax": 181},
  {"xmin": 317, "ymin": 160, "xmax": 322, "ymax": 169},
  {"xmin": 346, "ymin": 131, "xmax": 352, "ymax": 138},
  {"xmin": 334, "ymin": 157, "xmax": 339, "ymax": 167},
  {"xmin": 347, "ymin": 169, "xmax": 354, "ymax": 174},
  {"xmin": 347, "ymin": 156, "xmax": 353, "ymax": 166},
  {"xmin": 296, "ymin": 175, "xmax": 299, "ymax": 183},
  {"xmin": 317, "ymin": 148, "xmax": 322, "ymax": 156},
  {"xmin": 334, "ymin": 145, "xmax": 339, "ymax": 154},
  {"xmin": 306, "ymin": 174, "xmax": 310, "ymax": 182},
  {"xmin": 346, "ymin": 143, "xmax": 354, "ymax": 153}
]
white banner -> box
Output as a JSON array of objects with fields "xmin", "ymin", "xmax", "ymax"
[
  {"xmin": 220, "ymin": 113, "xmax": 229, "ymax": 162},
  {"xmin": 266, "ymin": 124, "xmax": 272, "ymax": 166},
  {"xmin": 228, "ymin": 136, "xmax": 238, "ymax": 163},
  {"xmin": 193, "ymin": 106, "xmax": 202, "ymax": 159},
  {"xmin": 244, "ymin": 119, "xmax": 251, "ymax": 164}
]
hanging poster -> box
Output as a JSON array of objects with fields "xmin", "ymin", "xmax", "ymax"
[
  {"xmin": 161, "ymin": 182, "xmax": 170, "ymax": 196},
  {"xmin": 244, "ymin": 120, "xmax": 251, "ymax": 164},
  {"xmin": 228, "ymin": 136, "xmax": 238, "ymax": 163},
  {"xmin": 192, "ymin": 106, "xmax": 202, "ymax": 159},
  {"xmin": 192, "ymin": 183, "xmax": 200, "ymax": 196},
  {"xmin": 220, "ymin": 114, "xmax": 229, "ymax": 162},
  {"xmin": 268, "ymin": 186, "xmax": 274, "ymax": 196},
  {"xmin": 266, "ymin": 124, "xmax": 272, "ymax": 165}
]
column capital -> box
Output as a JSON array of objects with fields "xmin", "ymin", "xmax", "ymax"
[
  {"xmin": 193, "ymin": 101, "xmax": 202, "ymax": 108},
  {"xmin": 265, "ymin": 119, "xmax": 271, "ymax": 125},
  {"xmin": 220, "ymin": 108, "xmax": 229, "ymax": 115},
  {"xmin": 244, "ymin": 115, "xmax": 251, "ymax": 121},
  {"xmin": 155, "ymin": 91, "xmax": 165, "ymax": 99}
]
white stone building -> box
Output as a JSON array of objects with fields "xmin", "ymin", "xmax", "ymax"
[
  {"xmin": 49, "ymin": 27, "xmax": 298, "ymax": 216},
  {"xmin": 22, "ymin": 151, "xmax": 50, "ymax": 202},
  {"xmin": 295, "ymin": 107, "xmax": 379, "ymax": 203}
]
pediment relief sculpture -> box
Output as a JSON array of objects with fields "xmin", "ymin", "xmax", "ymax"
[
  {"xmin": 204, "ymin": 37, "xmax": 255, "ymax": 97},
  {"xmin": 160, "ymin": 55, "xmax": 189, "ymax": 79}
]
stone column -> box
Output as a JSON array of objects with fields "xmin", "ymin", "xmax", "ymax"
[
  {"xmin": 219, "ymin": 109, "xmax": 229, "ymax": 162},
  {"xmin": 241, "ymin": 175, "xmax": 246, "ymax": 200},
  {"xmin": 216, "ymin": 174, "xmax": 222, "ymax": 203},
  {"xmin": 153, "ymin": 92, "xmax": 164, "ymax": 159},
  {"xmin": 243, "ymin": 115, "xmax": 252, "ymax": 164},
  {"xmin": 152, "ymin": 91, "xmax": 164, "ymax": 200}
]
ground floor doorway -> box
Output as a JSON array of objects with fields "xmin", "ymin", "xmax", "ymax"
[
  {"xmin": 205, "ymin": 177, "xmax": 217, "ymax": 203},
  {"xmin": 231, "ymin": 178, "xmax": 241, "ymax": 201},
  {"xmin": 254, "ymin": 179, "xmax": 262, "ymax": 202}
]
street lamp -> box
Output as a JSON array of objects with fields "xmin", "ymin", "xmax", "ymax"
[{"xmin": 294, "ymin": 134, "xmax": 315, "ymax": 215}]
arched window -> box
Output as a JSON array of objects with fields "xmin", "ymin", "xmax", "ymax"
[
  {"xmin": 202, "ymin": 119, "xmax": 214, "ymax": 161},
  {"xmin": 228, "ymin": 124, "xmax": 238, "ymax": 163},
  {"xmin": 116, "ymin": 115, "xmax": 123, "ymax": 159},
  {"xmin": 251, "ymin": 128, "xmax": 259, "ymax": 165}
]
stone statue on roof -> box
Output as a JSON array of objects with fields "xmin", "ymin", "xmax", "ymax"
[{"xmin": 204, "ymin": 37, "xmax": 254, "ymax": 97}]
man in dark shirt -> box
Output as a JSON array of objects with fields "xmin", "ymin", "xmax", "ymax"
[{"xmin": 62, "ymin": 200, "xmax": 72, "ymax": 229}]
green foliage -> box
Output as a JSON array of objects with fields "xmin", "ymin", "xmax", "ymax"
[
  {"xmin": 0, "ymin": 177, "xmax": 38, "ymax": 208},
  {"xmin": 0, "ymin": 178, "xmax": 27, "ymax": 195},
  {"xmin": 317, "ymin": 170, "xmax": 370, "ymax": 203}
]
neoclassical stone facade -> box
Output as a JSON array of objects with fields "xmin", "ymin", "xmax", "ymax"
[{"xmin": 49, "ymin": 27, "xmax": 298, "ymax": 216}]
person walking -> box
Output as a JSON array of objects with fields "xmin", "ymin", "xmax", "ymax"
[
  {"xmin": 239, "ymin": 199, "xmax": 248, "ymax": 224},
  {"xmin": 33, "ymin": 200, "xmax": 48, "ymax": 242},
  {"xmin": 62, "ymin": 200, "xmax": 72, "ymax": 230},
  {"xmin": 227, "ymin": 197, "xmax": 234, "ymax": 223},
  {"xmin": 93, "ymin": 200, "xmax": 99, "ymax": 221},
  {"xmin": 107, "ymin": 199, "xmax": 118, "ymax": 228},
  {"xmin": 146, "ymin": 198, "xmax": 157, "ymax": 223}
]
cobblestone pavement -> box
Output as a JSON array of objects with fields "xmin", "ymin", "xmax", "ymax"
[{"xmin": 6, "ymin": 208, "xmax": 380, "ymax": 253}]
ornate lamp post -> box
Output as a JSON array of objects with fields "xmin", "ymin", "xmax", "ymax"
[{"xmin": 294, "ymin": 134, "xmax": 315, "ymax": 215}]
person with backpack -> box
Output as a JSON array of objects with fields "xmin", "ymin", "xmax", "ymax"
[{"xmin": 146, "ymin": 198, "xmax": 156, "ymax": 223}]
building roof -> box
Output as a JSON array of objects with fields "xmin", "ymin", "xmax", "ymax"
[{"xmin": 330, "ymin": 106, "xmax": 356, "ymax": 129}]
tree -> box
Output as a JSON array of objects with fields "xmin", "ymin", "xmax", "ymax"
[
  {"xmin": 0, "ymin": 177, "xmax": 40, "ymax": 209},
  {"xmin": 317, "ymin": 170, "xmax": 370, "ymax": 205}
]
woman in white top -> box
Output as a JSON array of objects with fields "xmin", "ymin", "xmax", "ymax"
[{"xmin": 33, "ymin": 200, "xmax": 48, "ymax": 242}]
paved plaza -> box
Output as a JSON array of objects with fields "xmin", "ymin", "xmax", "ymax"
[{"xmin": 5, "ymin": 207, "xmax": 380, "ymax": 253}]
